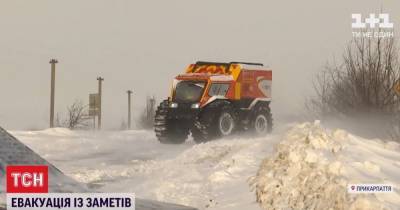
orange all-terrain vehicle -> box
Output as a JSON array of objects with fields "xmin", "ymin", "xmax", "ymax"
[{"xmin": 154, "ymin": 61, "xmax": 272, "ymax": 143}]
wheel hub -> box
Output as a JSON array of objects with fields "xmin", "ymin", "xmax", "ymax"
[
  {"xmin": 255, "ymin": 115, "xmax": 268, "ymax": 134},
  {"xmin": 219, "ymin": 112, "xmax": 234, "ymax": 135}
]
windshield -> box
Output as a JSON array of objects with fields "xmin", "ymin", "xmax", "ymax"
[{"xmin": 174, "ymin": 81, "xmax": 205, "ymax": 103}]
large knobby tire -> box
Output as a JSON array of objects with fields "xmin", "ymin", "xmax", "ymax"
[
  {"xmin": 192, "ymin": 102, "xmax": 237, "ymax": 143},
  {"xmin": 154, "ymin": 100, "xmax": 189, "ymax": 144},
  {"xmin": 250, "ymin": 104, "xmax": 273, "ymax": 136}
]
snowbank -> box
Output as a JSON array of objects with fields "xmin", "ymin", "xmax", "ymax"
[{"xmin": 253, "ymin": 121, "xmax": 400, "ymax": 210}]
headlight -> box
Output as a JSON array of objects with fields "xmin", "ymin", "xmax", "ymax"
[
  {"xmin": 169, "ymin": 102, "xmax": 178, "ymax": 108},
  {"xmin": 191, "ymin": 103, "xmax": 200, "ymax": 109}
]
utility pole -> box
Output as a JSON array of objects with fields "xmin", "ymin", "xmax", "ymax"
[
  {"xmin": 49, "ymin": 59, "xmax": 58, "ymax": 128},
  {"xmin": 127, "ymin": 90, "xmax": 133, "ymax": 129},
  {"xmin": 97, "ymin": 77, "xmax": 104, "ymax": 130}
]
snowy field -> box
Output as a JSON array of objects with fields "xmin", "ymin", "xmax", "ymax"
[{"xmin": 7, "ymin": 122, "xmax": 400, "ymax": 210}]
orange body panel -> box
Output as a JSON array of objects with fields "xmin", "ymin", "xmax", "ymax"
[{"xmin": 238, "ymin": 70, "xmax": 272, "ymax": 99}]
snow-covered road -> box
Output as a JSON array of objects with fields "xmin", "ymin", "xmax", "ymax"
[{"xmin": 11, "ymin": 128, "xmax": 282, "ymax": 210}]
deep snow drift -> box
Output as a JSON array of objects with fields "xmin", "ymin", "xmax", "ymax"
[
  {"xmin": 253, "ymin": 121, "xmax": 400, "ymax": 210},
  {"xmin": 3, "ymin": 122, "xmax": 399, "ymax": 210}
]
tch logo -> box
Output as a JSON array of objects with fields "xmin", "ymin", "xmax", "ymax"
[{"xmin": 6, "ymin": 165, "xmax": 48, "ymax": 193}]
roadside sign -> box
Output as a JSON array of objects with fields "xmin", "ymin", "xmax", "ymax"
[{"xmin": 89, "ymin": 93, "xmax": 99, "ymax": 116}]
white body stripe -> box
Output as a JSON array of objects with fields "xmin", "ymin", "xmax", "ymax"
[{"xmin": 241, "ymin": 98, "xmax": 271, "ymax": 110}]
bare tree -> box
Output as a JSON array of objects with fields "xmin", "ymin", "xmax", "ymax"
[
  {"xmin": 309, "ymin": 35, "xmax": 400, "ymax": 118},
  {"xmin": 65, "ymin": 100, "xmax": 90, "ymax": 129}
]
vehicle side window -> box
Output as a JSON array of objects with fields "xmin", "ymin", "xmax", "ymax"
[{"xmin": 209, "ymin": 83, "xmax": 230, "ymax": 96}]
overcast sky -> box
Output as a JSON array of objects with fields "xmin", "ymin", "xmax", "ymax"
[{"xmin": 0, "ymin": 0, "xmax": 399, "ymax": 129}]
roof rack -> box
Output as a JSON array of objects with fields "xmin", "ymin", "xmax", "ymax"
[
  {"xmin": 195, "ymin": 61, "xmax": 264, "ymax": 67},
  {"xmin": 195, "ymin": 61, "xmax": 229, "ymax": 67},
  {"xmin": 230, "ymin": 61, "xmax": 263, "ymax": 66}
]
